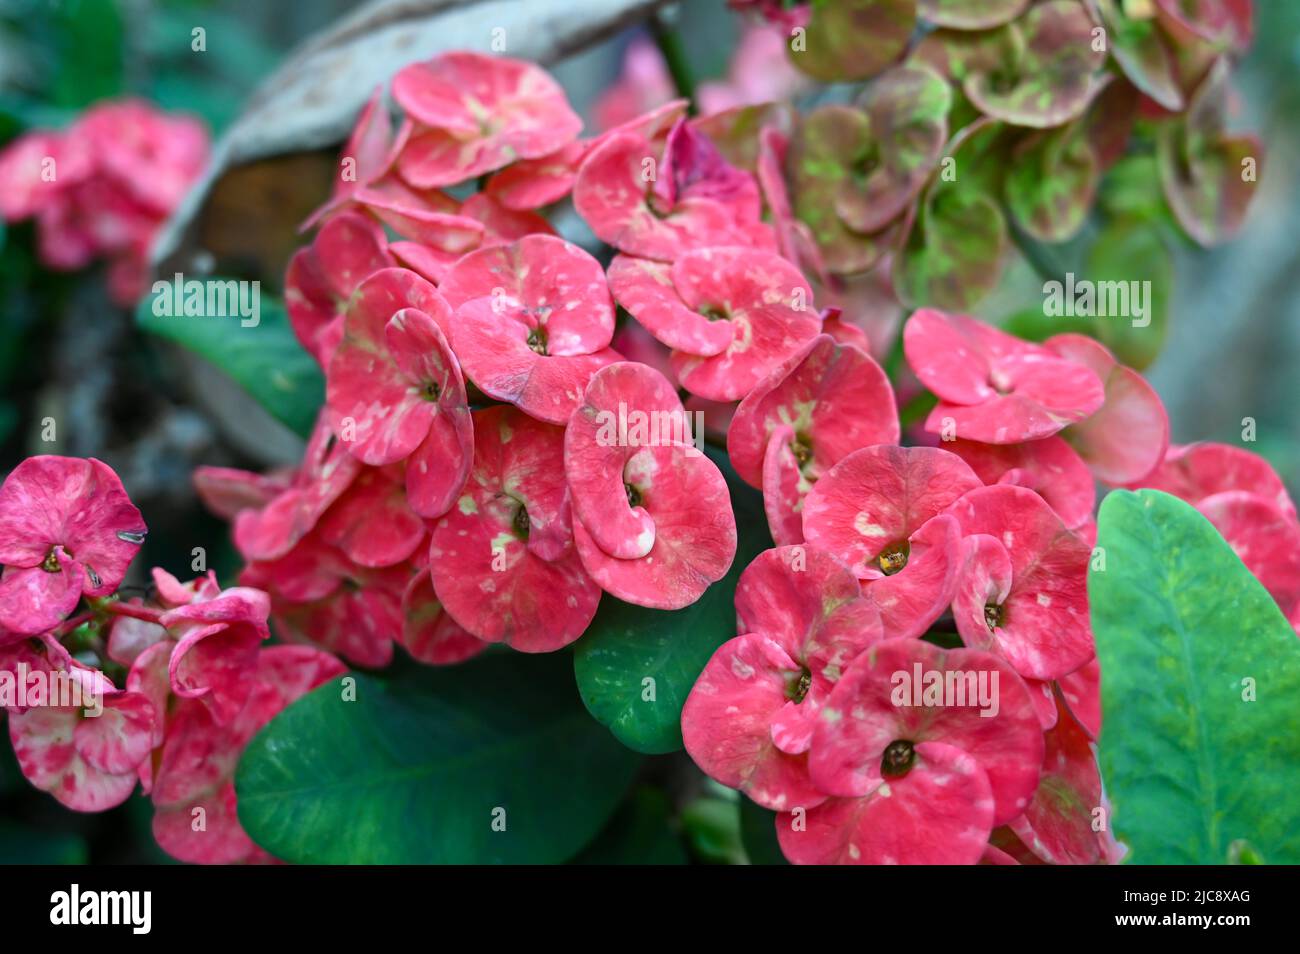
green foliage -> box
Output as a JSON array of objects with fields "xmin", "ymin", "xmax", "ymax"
[
  {"xmin": 1091, "ymin": 489, "xmax": 1300, "ymax": 864},
  {"xmin": 136, "ymin": 284, "xmax": 324, "ymax": 438},
  {"xmin": 236, "ymin": 652, "xmax": 642, "ymax": 864}
]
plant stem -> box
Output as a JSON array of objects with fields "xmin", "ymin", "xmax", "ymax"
[
  {"xmin": 649, "ymin": 10, "xmax": 697, "ymax": 114},
  {"xmin": 96, "ymin": 599, "xmax": 164, "ymax": 624}
]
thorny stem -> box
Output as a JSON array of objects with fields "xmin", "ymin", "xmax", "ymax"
[{"xmin": 94, "ymin": 599, "xmax": 165, "ymax": 625}]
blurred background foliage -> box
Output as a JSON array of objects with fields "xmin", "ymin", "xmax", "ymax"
[{"xmin": 0, "ymin": 0, "xmax": 1297, "ymax": 863}]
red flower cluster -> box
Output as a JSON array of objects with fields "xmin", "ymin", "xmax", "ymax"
[
  {"xmin": 683, "ymin": 305, "xmax": 1297, "ymax": 864},
  {"xmin": 205, "ymin": 50, "xmax": 840, "ymax": 664},
  {"xmin": 0, "ymin": 456, "xmax": 343, "ymax": 862},
  {"xmin": 0, "ymin": 100, "xmax": 208, "ymax": 305}
]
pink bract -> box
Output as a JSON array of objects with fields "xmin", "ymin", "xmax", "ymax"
[
  {"xmin": 241, "ymin": 532, "xmax": 407, "ymax": 668},
  {"xmin": 573, "ymin": 125, "xmax": 770, "ymax": 261},
  {"xmin": 429, "ymin": 406, "xmax": 600, "ymax": 652},
  {"xmin": 285, "ymin": 211, "xmax": 394, "ymax": 366},
  {"xmin": 1197, "ymin": 491, "xmax": 1300, "ymax": 627},
  {"xmin": 681, "ymin": 547, "xmax": 882, "ymax": 810},
  {"xmin": 1045, "ymin": 333, "xmax": 1170, "ymax": 485},
  {"xmin": 947, "ymin": 485, "xmax": 1094, "ymax": 681},
  {"xmin": 161, "ymin": 585, "xmax": 272, "ymax": 726},
  {"xmin": 779, "ymin": 742, "xmax": 996, "ymax": 865},
  {"xmin": 233, "ymin": 412, "xmax": 362, "ymax": 562},
  {"xmin": 439, "ymin": 235, "xmax": 620, "ymax": 424},
  {"xmin": 393, "ymin": 52, "xmax": 582, "ymax": 188},
  {"xmin": 729, "ymin": 335, "xmax": 899, "ymax": 489},
  {"xmin": 399, "ymin": 570, "xmax": 488, "ymax": 666},
  {"xmin": 948, "ymin": 436, "xmax": 1095, "ymax": 530},
  {"xmin": 802, "ymin": 445, "xmax": 980, "ymax": 638},
  {"xmin": 0, "ymin": 456, "xmax": 146, "ymax": 635},
  {"xmin": 1133, "ymin": 442, "xmax": 1297, "ymax": 521},
  {"xmin": 1009, "ymin": 696, "xmax": 1110, "ymax": 865},
  {"xmin": 609, "ymin": 247, "xmax": 822, "ymax": 402},
  {"xmin": 566, "ymin": 362, "xmax": 737, "ymax": 610},
  {"xmin": 5, "ymin": 646, "xmax": 155, "ymax": 812},
  {"xmin": 810, "ymin": 638, "xmax": 1045, "ymax": 825},
  {"xmin": 904, "ymin": 309, "xmax": 1105, "ymax": 444},
  {"xmin": 325, "ymin": 267, "xmax": 473, "ymax": 516}
]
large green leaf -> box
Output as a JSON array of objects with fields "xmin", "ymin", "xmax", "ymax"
[
  {"xmin": 573, "ymin": 446, "xmax": 774, "ymax": 754},
  {"xmin": 236, "ymin": 652, "xmax": 641, "ymax": 864},
  {"xmin": 136, "ymin": 283, "xmax": 323, "ymax": 438},
  {"xmin": 1090, "ymin": 489, "xmax": 1300, "ymax": 864}
]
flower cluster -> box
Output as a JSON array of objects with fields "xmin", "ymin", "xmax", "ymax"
[
  {"xmin": 0, "ymin": 456, "xmax": 343, "ymax": 862},
  {"xmin": 201, "ymin": 49, "xmax": 859, "ymax": 666},
  {"xmin": 682, "ymin": 305, "xmax": 1297, "ymax": 864},
  {"xmin": 0, "ymin": 100, "xmax": 208, "ymax": 305}
]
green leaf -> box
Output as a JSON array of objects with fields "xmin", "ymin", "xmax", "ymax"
[
  {"xmin": 796, "ymin": 0, "xmax": 916, "ymax": 82},
  {"xmin": 1090, "ymin": 489, "xmax": 1300, "ymax": 864},
  {"xmin": 136, "ymin": 282, "xmax": 324, "ymax": 438},
  {"xmin": 1005, "ymin": 121, "xmax": 1098, "ymax": 243},
  {"xmin": 1083, "ymin": 216, "xmax": 1172, "ymax": 371},
  {"xmin": 573, "ymin": 446, "xmax": 774, "ymax": 754},
  {"xmin": 236, "ymin": 652, "xmax": 641, "ymax": 864},
  {"xmin": 573, "ymin": 786, "xmax": 687, "ymax": 864},
  {"xmin": 681, "ymin": 791, "xmax": 746, "ymax": 865},
  {"xmin": 48, "ymin": 0, "xmax": 125, "ymax": 108},
  {"xmin": 963, "ymin": 0, "xmax": 1107, "ymax": 129}
]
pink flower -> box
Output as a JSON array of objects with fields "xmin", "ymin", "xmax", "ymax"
[
  {"xmin": 0, "ymin": 456, "xmax": 146, "ymax": 635},
  {"xmin": 948, "ymin": 436, "xmax": 1095, "ymax": 531},
  {"xmin": 573, "ymin": 119, "xmax": 772, "ymax": 261},
  {"xmin": 400, "ymin": 569, "xmax": 488, "ymax": 666},
  {"xmin": 727, "ymin": 334, "xmax": 899, "ymax": 543},
  {"xmin": 1044, "ymin": 334, "xmax": 1169, "ymax": 485},
  {"xmin": 147, "ymin": 645, "xmax": 344, "ymax": 863},
  {"xmin": 947, "ymin": 485, "xmax": 1094, "ymax": 681},
  {"xmin": 325, "ymin": 267, "xmax": 473, "ymax": 517},
  {"xmin": 439, "ymin": 235, "xmax": 620, "ymax": 424},
  {"xmin": 608, "ymin": 247, "xmax": 822, "ymax": 401},
  {"xmin": 697, "ymin": 24, "xmax": 810, "ymax": 114},
  {"xmin": 232, "ymin": 412, "xmax": 362, "ymax": 562},
  {"xmin": 241, "ymin": 531, "xmax": 408, "ymax": 668},
  {"xmin": 1197, "ymin": 491, "xmax": 1300, "ymax": 629},
  {"xmin": 802, "ymin": 445, "xmax": 979, "ymax": 638},
  {"xmin": 429, "ymin": 406, "xmax": 600, "ymax": 652},
  {"xmin": 593, "ymin": 38, "xmax": 677, "ymax": 132},
  {"xmin": 1008, "ymin": 696, "xmax": 1112, "ymax": 865},
  {"xmin": 159, "ymin": 585, "xmax": 271, "ymax": 726},
  {"xmin": 0, "ymin": 100, "xmax": 208, "ymax": 306},
  {"xmin": 904, "ymin": 309, "xmax": 1105, "ymax": 444},
  {"xmin": 286, "ymin": 211, "xmax": 395, "ymax": 366},
  {"xmin": 4, "ymin": 643, "xmax": 156, "ymax": 812},
  {"xmin": 681, "ymin": 546, "xmax": 883, "ymax": 810},
  {"xmin": 778, "ymin": 639, "xmax": 1044, "ymax": 864},
  {"xmin": 565, "ymin": 362, "xmax": 737, "ymax": 609},
  {"xmin": 393, "ymin": 52, "xmax": 583, "ymax": 188},
  {"xmin": 1133, "ymin": 442, "xmax": 1297, "ymax": 520}
]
